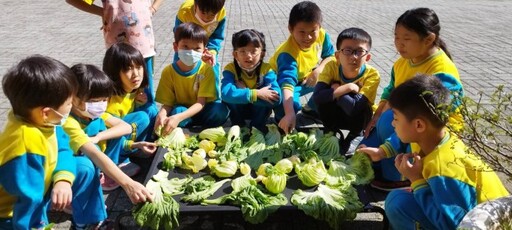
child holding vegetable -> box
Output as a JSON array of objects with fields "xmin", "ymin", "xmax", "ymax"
[
  {"xmin": 313, "ymin": 27, "xmax": 380, "ymax": 154},
  {"xmin": 64, "ymin": 64, "xmax": 156, "ymax": 192},
  {"xmin": 360, "ymin": 75, "xmax": 508, "ymax": 229},
  {"xmin": 221, "ymin": 29, "xmax": 280, "ymax": 133},
  {"xmin": 155, "ymin": 22, "xmax": 229, "ymax": 136},
  {"xmin": 0, "ymin": 56, "xmax": 115, "ymax": 229},
  {"xmin": 102, "ymin": 42, "xmax": 159, "ymax": 178}
]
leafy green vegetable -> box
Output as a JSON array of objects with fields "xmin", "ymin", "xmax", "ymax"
[
  {"xmin": 202, "ymin": 175, "xmax": 288, "ymax": 224},
  {"xmin": 295, "ymin": 152, "xmax": 327, "ymax": 187},
  {"xmin": 132, "ymin": 178, "xmax": 180, "ymax": 230},
  {"xmin": 162, "ymin": 149, "xmax": 182, "ymax": 171},
  {"xmin": 156, "ymin": 127, "xmax": 187, "ymax": 150},
  {"xmin": 291, "ymin": 184, "xmax": 363, "ymax": 230},
  {"xmin": 181, "ymin": 175, "xmax": 231, "ymax": 204},
  {"xmin": 313, "ymin": 131, "xmax": 340, "ymax": 163},
  {"xmin": 199, "ymin": 126, "xmax": 227, "ymax": 146}
]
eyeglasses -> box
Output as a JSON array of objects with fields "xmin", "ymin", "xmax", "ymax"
[
  {"xmin": 235, "ymin": 50, "xmax": 262, "ymax": 57},
  {"xmin": 339, "ymin": 48, "xmax": 368, "ymax": 57}
]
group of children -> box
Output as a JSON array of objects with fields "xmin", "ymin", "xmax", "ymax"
[{"xmin": 0, "ymin": 0, "xmax": 509, "ymax": 229}]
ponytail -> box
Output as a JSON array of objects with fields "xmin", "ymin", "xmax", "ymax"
[{"xmin": 436, "ymin": 38, "xmax": 452, "ymax": 60}]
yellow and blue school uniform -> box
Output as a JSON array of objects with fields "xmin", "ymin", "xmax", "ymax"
[
  {"xmin": 221, "ymin": 62, "xmax": 281, "ymax": 132},
  {"xmin": 63, "ymin": 113, "xmax": 128, "ymax": 164},
  {"xmin": 362, "ymin": 49, "xmax": 463, "ymax": 182},
  {"xmin": 174, "ymin": 0, "xmax": 226, "ymax": 57},
  {"xmin": 156, "ymin": 61, "xmax": 228, "ymax": 127},
  {"xmin": 313, "ymin": 60, "xmax": 380, "ymax": 133},
  {"xmin": 107, "ymin": 90, "xmax": 156, "ymax": 143},
  {"xmin": 0, "ymin": 111, "xmax": 105, "ymax": 229},
  {"xmin": 385, "ymin": 132, "xmax": 509, "ymax": 230},
  {"xmin": 269, "ymin": 28, "xmax": 335, "ymax": 120}
]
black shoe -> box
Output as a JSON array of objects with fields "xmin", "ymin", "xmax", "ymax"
[{"xmin": 300, "ymin": 104, "xmax": 320, "ymax": 119}]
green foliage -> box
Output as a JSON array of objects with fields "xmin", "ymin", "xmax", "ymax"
[{"xmin": 455, "ymin": 85, "xmax": 512, "ymax": 179}]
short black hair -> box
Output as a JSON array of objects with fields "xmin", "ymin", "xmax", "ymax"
[
  {"xmin": 288, "ymin": 1, "xmax": 322, "ymax": 28},
  {"xmin": 336, "ymin": 27, "xmax": 372, "ymax": 50},
  {"xmin": 194, "ymin": 0, "xmax": 225, "ymax": 14},
  {"xmin": 71, "ymin": 64, "xmax": 114, "ymax": 101},
  {"xmin": 174, "ymin": 22, "xmax": 209, "ymax": 45},
  {"xmin": 2, "ymin": 55, "xmax": 77, "ymax": 120},
  {"xmin": 102, "ymin": 42, "xmax": 148, "ymax": 95},
  {"xmin": 389, "ymin": 74, "xmax": 451, "ymax": 128}
]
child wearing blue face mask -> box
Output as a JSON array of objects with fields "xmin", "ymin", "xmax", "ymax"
[
  {"xmin": 64, "ymin": 64, "xmax": 156, "ymax": 193},
  {"xmin": 155, "ymin": 22, "xmax": 229, "ymax": 136}
]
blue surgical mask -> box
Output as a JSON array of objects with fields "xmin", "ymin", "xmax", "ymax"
[
  {"xmin": 44, "ymin": 108, "xmax": 69, "ymax": 126},
  {"xmin": 178, "ymin": 49, "xmax": 203, "ymax": 67}
]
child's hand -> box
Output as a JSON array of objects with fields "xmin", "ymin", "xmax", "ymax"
[
  {"xmin": 278, "ymin": 113, "xmax": 296, "ymax": 134},
  {"xmin": 346, "ymin": 83, "xmax": 360, "ymax": 93},
  {"xmin": 257, "ymin": 85, "xmax": 279, "ymax": 103},
  {"xmin": 122, "ymin": 180, "xmax": 154, "ymax": 204},
  {"xmin": 302, "ymin": 68, "xmax": 321, "ymax": 87},
  {"xmin": 160, "ymin": 116, "xmax": 180, "ymax": 136},
  {"xmin": 331, "ymin": 82, "xmax": 341, "ymax": 90},
  {"xmin": 357, "ymin": 145, "xmax": 386, "ymax": 162},
  {"xmin": 132, "ymin": 141, "xmax": 157, "ymax": 155},
  {"xmin": 202, "ymin": 51, "xmax": 216, "ymax": 66},
  {"xmin": 395, "ymin": 153, "xmax": 424, "ymax": 182},
  {"xmin": 135, "ymin": 90, "xmax": 148, "ymax": 105},
  {"xmin": 154, "ymin": 111, "xmax": 168, "ymax": 135},
  {"xmin": 235, "ymin": 80, "xmax": 247, "ymax": 89},
  {"xmin": 51, "ymin": 181, "xmax": 72, "ymax": 211}
]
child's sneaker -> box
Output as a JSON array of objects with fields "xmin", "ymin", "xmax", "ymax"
[
  {"xmin": 300, "ymin": 104, "xmax": 320, "ymax": 119},
  {"xmin": 370, "ymin": 179, "xmax": 411, "ymax": 192},
  {"xmin": 100, "ymin": 174, "xmax": 120, "ymax": 192},
  {"xmin": 119, "ymin": 162, "xmax": 141, "ymax": 177}
]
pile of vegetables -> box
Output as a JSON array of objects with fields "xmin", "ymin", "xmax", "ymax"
[{"xmin": 140, "ymin": 125, "xmax": 375, "ymax": 229}]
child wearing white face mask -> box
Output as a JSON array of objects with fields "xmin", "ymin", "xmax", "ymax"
[
  {"xmin": 174, "ymin": 0, "xmax": 226, "ymax": 66},
  {"xmin": 64, "ymin": 64, "xmax": 156, "ymax": 194},
  {"xmin": 221, "ymin": 29, "xmax": 281, "ymax": 133},
  {"xmin": 155, "ymin": 22, "xmax": 229, "ymax": 136}
]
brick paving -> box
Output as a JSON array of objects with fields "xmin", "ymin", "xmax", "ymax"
[{"xmin": 1, "ymin": 0, "xmax": 512, "ymax": 229}]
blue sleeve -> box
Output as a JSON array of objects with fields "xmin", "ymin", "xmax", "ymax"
[
  {"xmin": 0, "ymin": 154, "xmax": 48, "ymax": 229},
  {"xmin": 221, "ymin": 70, "xmax": 252, "ymax": 104},
  {"xmin": 207, "ymin": 18, "xmax": 226, "ymax": 53},
  {"xmin": 313, "ymin": 82, "xmax": 334, "ymax": 105},
  {"xmin": 54, "ymin": 127, "xmax": 76, "ymax": 179},
  {"xmin": 380, "ymin": 132, "xmax": 409, "ymax": 157},
  {"xmin": 381, "ymin": 68, "xmax": 396, "ymax": 101},
  {"xmin": 253, "ymin": 69, "xmax": 281, "ymax": 107},
  {"xmin": 433, "ymin": 73, "xmax": 464, "ymax": 108},
  {"xmin": 276, "ymin": 53, "xmax": 299, "ymax": 89},
  {"xmin": 336, "ymin": 93, "xmax": 369, "ymax": 116},
  {"xmin": 321, "ymin": 32, "xmax": 335, "ymax": 58},
  {"xmin": 414, "ymin": 176, "xmax": 476, "ymax": 230}
]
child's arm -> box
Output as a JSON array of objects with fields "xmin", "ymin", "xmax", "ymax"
[
  {"xmin": 79, "ymin": 142, "xmax": 153, "ymax": 203},
  {"xmin": 254, "ymin": 69, "xmax": 281, "ymax": 107},
  {"xmin": 155, "ymin": 105, "xmax": 172, "ymax": 135},
  {"xmin": 357, "ymin": 145, "xmax": 387, "ymax": 162},
  {"xmin": 279, "ymin": 89, "xmax": 296, "ymax": 134},
  {"xmin": 52, "ymin": 127, "xmax": 76, "ymax": 210},
  {"xmin": 65, "ymin": 0, "xmax": 103, "ymax": 17},
  {"xmin": 206, "ymin": 18, "xmax": 226, "ymax": 57},
  {"xmin": 89, "ymin": 115, "xmax": 132, "ymax": 144},
  {"xmin": 162, "ymin": 98, "xmax": 206, "ymax": 136},
  {"xmin": 303, "ymin": 31, "xmax": 336, "ymax": 87},
  {"xmin": 150, "ymin": 0, "xmax": 163, "ymax": 15}
]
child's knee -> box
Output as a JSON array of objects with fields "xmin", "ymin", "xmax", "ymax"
[{"xmin": 385, "ymin": 189, "xmax": 411, "ymax": 216}]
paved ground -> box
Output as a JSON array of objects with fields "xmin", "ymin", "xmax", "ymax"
[{"xmin": 1, "ymin": 0, "xmax": 512, "ymax": 229}]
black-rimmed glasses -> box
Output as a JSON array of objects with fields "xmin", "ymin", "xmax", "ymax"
[{"xmin": 339, "ymin": 48, "xmax": 368, "ymax": 57}]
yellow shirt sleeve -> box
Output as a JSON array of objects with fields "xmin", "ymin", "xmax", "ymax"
[{"xmin": 62, "ymin": 117, "xmax": 90, "ymax": 153}]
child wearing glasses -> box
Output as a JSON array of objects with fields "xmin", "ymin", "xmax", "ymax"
[
  {"xmin": 313, "ymin": 27, "xmax": 380, "ymax": 154},
  {"xmin": 375, "ymin": 74, "xmax": 508, "ymax": 229},
  {"xmin": 221, "ymin": 29, "xmax": 280, "ymax": 133},
  {"xmin": 269, "ymin": 1, "xmax": 335, "ymax": 134}
]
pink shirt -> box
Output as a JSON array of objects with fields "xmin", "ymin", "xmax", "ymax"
[{"xmin": 101, "ymin": 0, "xmax": 156, "ymax": 58}]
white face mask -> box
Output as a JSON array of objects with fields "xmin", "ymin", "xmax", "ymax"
[
  {"xmin": 194, "ymin": 11, "xmax": 216, "ymax": 25},
  {"xmin": 44, "ymin": 108, "xmax": 69, "ymax": 126},
  {"xmin": 77, "ymin": 101, "xmax": 107, "ymax": 119},
  {"xmin": 178, "ymin": 49, "xmax": 203, "ymax": 67},
  {"xmin": 237, "ymin": 60, "xmax": 260, "ymax": 73}
]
